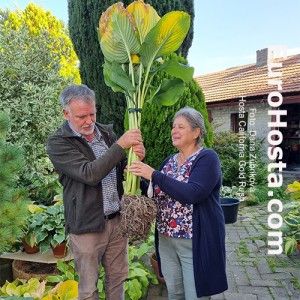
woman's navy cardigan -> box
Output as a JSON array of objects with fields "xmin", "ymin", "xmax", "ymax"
[{"xmin": 152, "ymin": 148, "xmax": 228, "ymax": 297}]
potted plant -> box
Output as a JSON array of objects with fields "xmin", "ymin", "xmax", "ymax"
[
  {"xmin": 283, "ymin": 181, "xmax": 300, "ymax": 256},
  {"xmin": 149, "ymin": 252, "xmax": 165, "ymax": 284},
  {"xmin": 27, "ymin": 197, "xmax": 68, "ymax": 258},
  {"xmin": 21, "ymin": 203, "xmax": 46, "ymax": 254}
]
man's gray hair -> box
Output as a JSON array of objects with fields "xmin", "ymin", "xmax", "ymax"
[
  {"xmin": 59, "ymin": 84, "xmax": 95, "ymax": 111},
  {"xmin": 174, "ymin": 107, "xmax": 207, "ymax": 145}
]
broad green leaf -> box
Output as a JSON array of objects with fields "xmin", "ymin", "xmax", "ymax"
[
  {"xmin": 127, "ymin": 1, "xmax": 160, "ymax": 43},
  {"xmin": 140, "ymin": 11, "xmax": 190, "ymax": 67},
  {"xmin": 281, "ymin": 224, "xmax": 293, "ymax": 233},
  {"xmin": 5, "ymin": 283, "xmax": 18, "ymax": 296},
  {"xmin": 284, "ymin": 215, "xmax": 300, "ymax": 227},
  {"xmin": 135, "ymin": 241, "xmax": 151, "ymax": 259},
  {"xmin": 103, "ymin": 61, "xmax": 135, "ymax": 94},
  {"xmin": 99, "ymin": 3, "xmax": 140, "ymax": 63},
  {"xmin": 150, "ymin": 78, "xmax": 185, "ymax": 106},
  {"xmin": 284, "ymin": 237, "xmax": 297, "ymax": 256},
  {"xmin": 294, "ymin": 231, "xmax": 300, "ymax": 241},
  {"xmin": 125, "ymin": 279, "xmax": 142, "ymax": 300},
  {"xmin": 151, "ymin": 58, "xmax": 194, "ymax": 82},
  {"xmin": 46, "ymin": 275, "xmax": 63, "ymax": 283},
  {"xmin": 57, "ymin": 260, "xmax": 69, "ymax": 273},
  {"xmin": 128, "ymin": 267, "xmax": 148, "ymax": 279},
  {"xmin": 35, "ymin": 231, "xmax": 48, "ymax": 243}
]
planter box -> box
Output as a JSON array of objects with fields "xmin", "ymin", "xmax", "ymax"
[{"xmin": 220, "ymin": 197, "xmax": 240, "ymax": 224}]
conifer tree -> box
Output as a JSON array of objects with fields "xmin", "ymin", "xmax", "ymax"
[
  {"xmin": 68, "ymin": 0, "xmax": 194, "ymax": 135},
  {"xmin": 0, "ymin": 112, "xmax": 29, "ymax": 254}
]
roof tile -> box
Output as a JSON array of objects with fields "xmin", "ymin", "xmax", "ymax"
[{"xmin": 195, "ymin": 54, "xmax": 300, "ymax": 103}]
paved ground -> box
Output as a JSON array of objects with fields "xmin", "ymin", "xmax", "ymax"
[{"xmin": 145, "ymin": 203, "xmax": 300, "ymax": 300}]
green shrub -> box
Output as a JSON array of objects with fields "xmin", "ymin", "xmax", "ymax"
[
  {"xmin": 0, "ymin": 22, "xmax": 75, "ymax": 203},
  {"xmin": 213, "ymin": 131, "xmax": 267, "ymax": 187},
  {"xmin": 141, "ymin": 53, "xmax": 213, "ymax": 169},
  {"xmin": 246, "ymin": 184, "xmax": 290, "ymax": 206}
]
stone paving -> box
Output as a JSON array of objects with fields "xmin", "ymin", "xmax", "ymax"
[{"xmin": 145, "ymin": 204, "xmax": 300, "ymax": 300}]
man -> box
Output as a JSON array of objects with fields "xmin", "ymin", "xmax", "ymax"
[{"xmin": 47, "ymin": 84, "xmax": 144, "ymax": 300}]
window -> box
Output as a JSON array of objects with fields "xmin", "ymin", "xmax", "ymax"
[
  {"xmin": 207, "ymin": 109, "xmax": 213, "ymax": 123},
  {"xmin": 231, "ymin": 113, "xmax": 248, "ymax": 133}
]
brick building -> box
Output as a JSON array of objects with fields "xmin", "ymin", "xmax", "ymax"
[{"xmin": 195, "ymin": 48, "xmax": 300, "ymax": 170}]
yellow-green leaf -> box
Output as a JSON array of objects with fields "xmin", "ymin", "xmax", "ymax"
[
  {"xmin": 99, "ymin": 2, "xmax": 140, "ymax": 63},
  {"xmin": 127, "ymin": 1, "xmax": 160, "ymax": 43},
  {"xmin": 140, "ymin": 11, "xmax": 190, "ymax": 67}
]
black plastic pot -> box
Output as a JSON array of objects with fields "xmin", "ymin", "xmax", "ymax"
[
  {"xmin": 0, "ymin": 258, "xmax": 13, "ymax": 285},
  {"xmin": 220, "ymin": 197, "xmax": 240, "ymax": 224}
]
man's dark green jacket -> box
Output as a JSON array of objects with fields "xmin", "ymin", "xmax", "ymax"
[{"xmin": 47, "ymin": 121, "xmax": 126, "ymax": 234}]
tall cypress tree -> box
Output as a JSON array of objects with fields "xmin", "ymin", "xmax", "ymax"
[{"xmin": 68, "ymin": 0, "xmax": 194, "ymax": 136}]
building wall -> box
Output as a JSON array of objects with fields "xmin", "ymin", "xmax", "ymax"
[{"xmin": 209, "ymin": 101, "xmax": 271, "ymax": 148}]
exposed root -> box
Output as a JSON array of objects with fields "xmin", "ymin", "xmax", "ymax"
[{"xmin": 117, "ymin": 195, "xmax": 157, "ymax": 240}]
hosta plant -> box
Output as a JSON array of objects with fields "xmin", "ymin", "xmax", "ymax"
[
  {"xmin": 98, "ymin": 0, "xmax": 194, "ymax": 195},
  {"xmin": 283, "ymin": 181, "xmax": 300, "ymax": 256}
]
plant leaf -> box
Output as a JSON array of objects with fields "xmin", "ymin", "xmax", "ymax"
[
  {"xmin": 103, "ymin": 61, "xmax": 135, "ymax": 94},
  {"xmin": 151, "ymin": 58, "xmax": 194, "ymax": 82},
  {"xmin": 57, "ymin": 280, "xmax": 78, "ymax": 299},
  {"xmin": 284, "ymin": 237, "xmax": 297, "ymax": 256},
  {"xmin": 125, "ymin": 279, "xmax": 142, "ymax": 300},
  {"xmin": 140, "ymin": 11, "xmax": 190, "ymax": 67},
  {"xmin": 150, "ymin": 78, "xmax": 185, "ymax": 106},
  {"xmin": 99, "ymin": 3, "xmax": 140, "ymax": 63},
  {"xmin": 127, "ymin": 1, "xmax": 160, "ymax": 44},
  {"xmin": 284, "ymin": 215, "xmax": 300, "ymax": 227}
]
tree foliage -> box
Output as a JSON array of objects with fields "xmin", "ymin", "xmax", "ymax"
[
  {"xmin": 0, "ymin": 14, "xmax": 73, "ymax": 180},
  {"xmin": 5, "ymin": 3, "xmax": 80, "ymax": 84},
  {"xmin": 0, "ymin": 112, "xmax": 30, "ymax": 254},
  {"xmin": 68, "ymin": 0, "xmax": 194, "ymax": 136}
]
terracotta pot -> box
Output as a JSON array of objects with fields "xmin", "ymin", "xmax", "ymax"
[
  {"xmin": 297, "ymin": 242, "xmax": 300, "ymax": 252},
  {"xmin": 150, "ymin": 253, "xmax": 165, "ymax": 284},
  {"xmin": 51, "ymin": 242, "xmax": 68, "ymax": 258},
  {"xmin": 21, "ymin": 237, "xmax": 39, "ymax": 254}
]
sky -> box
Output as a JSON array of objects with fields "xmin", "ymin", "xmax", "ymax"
[{"xmin": 1, "ymin": 0, "xmax": 300, "ymax": 77}]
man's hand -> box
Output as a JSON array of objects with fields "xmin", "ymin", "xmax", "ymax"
[{"xmin": 117, "ymin": 129, "xmax": 143, "ymax": 149}]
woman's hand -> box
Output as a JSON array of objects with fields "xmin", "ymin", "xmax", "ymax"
[
  {"xmin": 129, "ymin": 160, "xmax": 154, "ymax": 181},
  {"xmin": 133, "ymin": 143, "xmax": 145, "ymax": 161}
]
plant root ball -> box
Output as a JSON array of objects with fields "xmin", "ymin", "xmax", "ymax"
[{"xmin": 117, "ymin": 195, "xmax": 157, "ymax": 240}]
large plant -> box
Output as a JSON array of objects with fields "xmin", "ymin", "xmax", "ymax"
[
  {"xmin": 98, "ymin": 0, "xmax": 193, "ymax": 195},
  {"xmin": 68, "ymin": 0, "xmax": 194, "ymax": 137},
  {"xmin": 26, "ymin": 199, "xmax": 67, "ymax": 254},
  {"xmin": 283, "ymin": 181, "xmax": 300, "ymax": 256}
]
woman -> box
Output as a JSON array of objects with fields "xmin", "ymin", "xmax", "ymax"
[{"xmin": 129, "ymin": 107, "xmax": 228, "ymax": 299}]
